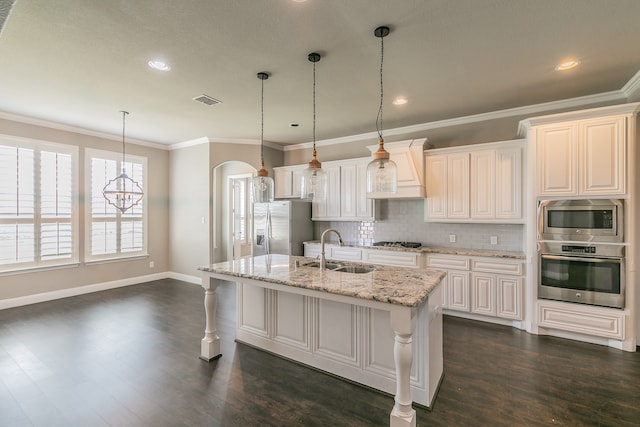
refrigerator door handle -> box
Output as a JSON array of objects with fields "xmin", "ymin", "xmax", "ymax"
[{"xmin": 265, "ymin": 206, "xmax": 271, "ymax": 255}]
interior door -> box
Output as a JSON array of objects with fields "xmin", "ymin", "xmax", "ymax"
[{"xmin": 229, "ymin": 175, "xmax": 252, "ymax": 260}]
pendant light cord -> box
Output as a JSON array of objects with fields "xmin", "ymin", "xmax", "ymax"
[
  {"xmin": 376, "ymin": 34, "xmax": 384, "ymax": 139},
  {"xmin": 260, "ymin": 77, "xmax": 265, "ymax": 165},
  {"xmin": 313, "ymin": 60, "xmax": 317, "ymax": 151},
  {"xmin": 120, "ymin": 111, "xmax": 129, "ymax": 173}
]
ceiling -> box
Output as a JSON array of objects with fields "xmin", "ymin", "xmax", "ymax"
[{"xmin": 1, "ymin": 0, "xmax": 640, "ymax": 147}]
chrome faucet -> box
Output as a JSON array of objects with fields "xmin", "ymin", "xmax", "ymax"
[{"xmin": 320, "ymin": 228, "xmax": 344, "ymax": 270}]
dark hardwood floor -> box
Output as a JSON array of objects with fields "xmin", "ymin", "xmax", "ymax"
[{"xmin": 1, "ymin": 279, "xmax": 638, "ymax": 427}]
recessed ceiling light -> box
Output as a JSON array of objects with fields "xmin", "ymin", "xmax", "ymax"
[
  {"xmin": 292, "ymin": 0, "xmax": 307, "ymax": 2},
  {"xmin": 289, "ymin": 123, "xmax": 300, "ymax": 127},
  {"xmin": 555, "ymin": 59, "xmax": 580, "ymax": 71},
  {"xmin": 392, "ymin": 97, "xmax": 408, "ymax": 106},
  {"xmin": 148, "ymin": 60, "xmax": 171, "ymax": 71}
]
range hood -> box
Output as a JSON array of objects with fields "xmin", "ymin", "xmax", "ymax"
[{"xmin": 366, "ymin": 138, "xmax": 427, "ymax": 199}]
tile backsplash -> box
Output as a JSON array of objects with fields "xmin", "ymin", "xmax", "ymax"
[{"xmin": 313, "ymin": 199, "xmax": 525, "ymax": 252}]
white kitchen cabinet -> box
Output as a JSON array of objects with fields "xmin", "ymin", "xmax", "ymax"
[
  {"xmin": 447, "ymin": 153, "xmax": 470, "ymax": 219},
  {"xmin": 362, "ymin": 249, "xmax": 420, "ymax": 268},
  {"xmin": 579, "ymin": 116, "xmax": 626, "ymax": 195},
  {"xmin": 303, "ymin": 242, "xmax": 322, "ymax": 259},
  {"xmin": 424, "ymin": 139, "xmax": 524, "ymax": 223},
  {"xmin": 427, "ymin": 253, "xmax": 523, "ymax": 321},
  {"xmin": 330, "ymin": 245, "xmax": 362, "ymax": 262},
  {"xmin": 497, "ymin": 276, "xmax": 523, "ymax": 320},
  {"xmin": 470, "ymin": 150, "xmax": 495, "ymax": 219},
  {"xmin": 424, "ymin": 154, "xmax": 448, "ymax": 219},
  {"xmin": 274, "ymin": 164, "xmax": 306, "ymax": 198},
  {"xmin": 471, "ymin": 273, "xmax": 496, "ymax": 316},
  {"xmin": 535, "ymin": 115, "xmax": 626, "ymax": 197}
]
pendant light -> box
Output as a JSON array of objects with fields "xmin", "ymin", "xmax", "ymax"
[
  {"xmin": 252, "ymin": 72, "xmax": 275, "ymax": 203},
  {"xmin": 366, "ymin": 25, "xmax": 398, "ymax": 195},
  {"xmin": 102, "ymin": 111, "xmax": 144, "ymax": 213},
  {"xmin": 300, "ymin": 52, "xmax": 327, "ymax": 202}
]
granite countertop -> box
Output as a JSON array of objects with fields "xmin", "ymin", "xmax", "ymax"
[
  {"xmin": 199, "ymin": 254, "xmax": 446, "ymax": 308},
  {"xmin": 304, "ymin": 241, "xmax": 526, "ymax": 260}
]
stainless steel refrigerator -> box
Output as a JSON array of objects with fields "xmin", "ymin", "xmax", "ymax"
[{"xmin": 252, "ymin": 200, "xmax": 314, "ymax": 256}]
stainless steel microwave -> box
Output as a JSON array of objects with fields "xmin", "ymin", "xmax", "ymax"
[{"xmin": 538, "ymin": 199, "xmax": 623, "ymax": 243}]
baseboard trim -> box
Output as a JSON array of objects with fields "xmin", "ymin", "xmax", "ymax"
[
  {"xmin": 0, "ymin": 272, "xmax": 173, "ymax": 310},
  {"xmin": 167, "ymin": 272, "xmax": 202, "ymax": 285}
]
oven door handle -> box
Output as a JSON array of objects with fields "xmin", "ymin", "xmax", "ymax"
[{"xmin": 540, "ymin": 254, "xmax": 622, "ymax": 264}]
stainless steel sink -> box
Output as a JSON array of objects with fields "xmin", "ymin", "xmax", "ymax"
[
  {"xmin": 302, "ymin": 261, "xmax": 344, "ymax": 270},
  {"xmin": 302, "ymin": 261, "xmax": 375, "ymax": 274},
  {"xmin": 332, "ymin": 265, "xmax": 375, "ymax": 274}
]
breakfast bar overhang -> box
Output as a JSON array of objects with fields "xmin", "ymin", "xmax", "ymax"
[{"xmin": 199, "ymin": 254, "xmax": 445, "ymax": 427}]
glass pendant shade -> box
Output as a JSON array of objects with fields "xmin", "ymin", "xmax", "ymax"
[
  {"xmin": 366, "ymin": 138, "xmax": 397, "ymax": 194},
  {"xmin": 300, "ymin": 150, "xmax": 327, "ymax": 201},
  {"xmin": 252, "ymin": 163, "xmax": 274, "ymax": 203}
]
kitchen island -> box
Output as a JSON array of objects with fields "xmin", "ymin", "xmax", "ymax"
[{"xmin": 199, "ymin": 254, "xmax": 445, "ymax": 427}]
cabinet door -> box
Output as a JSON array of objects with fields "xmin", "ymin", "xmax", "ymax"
[
  {"xmin": 425, "ymin": 154, "xmax": 447, "ymax": 220},
  {"xmin": 495, "ymin": 147, "xmax": 522, "ymax": 219},
  {"xmin": 447, "ymin": 271, "xmax": 470, "ymax": 312},
  {"xmin": 340, "ymin": 164, "xmax": 358, "ymax": 218},
  {"xmin": 291, "ymin": 167, "xmax": 304, "ymax": 198},
  {"xmin": 471, "ymin": 273, "xmax": 496, "ymax": 316},
  {"xmin": 579, "ymin": 116, "xmax": 626, "ymax": 195},
  {"xmin": 274, "ymin": 168, "xmax": 292, "ymax": 198},
  {"xmin": 447, "ymin": 153, "xmax": 470, "ymax": 219},
  {"xmin": 497, "ymin": 276, "xmax": 523, "ymax": 320},
  {"xmin": 356, "ymin": 161, "xmax": 373, "ymax": 219},
  {"xmin": 537, "ymin": 124, "xmax": 577, "ymax": 196},
  {"xmin": 326, "ymin": 165, "xmax": 342, "ymax": 217},
  {"xmin": 470, "ymin": 150, "xmax": 495, "ymax": 219}
]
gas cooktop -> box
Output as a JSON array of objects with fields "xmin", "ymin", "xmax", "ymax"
[{"xmin": 372, "ymin": 241, "xmax": 422, "ymax": 249}]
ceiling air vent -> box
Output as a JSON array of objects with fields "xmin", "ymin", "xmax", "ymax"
[{"xmin": 193, "ymin": 94, "xmax": 222, "ymax": 106}]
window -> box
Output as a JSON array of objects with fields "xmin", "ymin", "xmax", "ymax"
[
  {"xmin": 85, "ymin": 148, "xmax": 147, "ymax": 262},
  {"xmin": 0, "ymin": 136, "xmax": 78, "ymax": 272}
]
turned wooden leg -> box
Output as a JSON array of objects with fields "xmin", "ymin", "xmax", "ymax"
[
  {"xmin": 200, "ymin": 276, "xmax": 221, "ymax": 361},
  {"xmin": 390, "ymin": 308, "xmax": 416, "ymax": 427}
]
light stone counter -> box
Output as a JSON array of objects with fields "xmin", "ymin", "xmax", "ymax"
[
  {"xmin": 304, "ymin": 240, "xmax": 526, "ymax": 259},
  {"xmin": 199, "ymin": 254, "xmax": 445, "ymax": 307}
]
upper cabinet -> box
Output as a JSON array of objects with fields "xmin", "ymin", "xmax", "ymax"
[
  {"xmin": 424, "ymin": 139, "xmax": 524, "ymax": 223},
  {"xmin": 519, "ymin": 104, "xmax": 640, "ymax": 198},
  {"xmin": 366, "ymin": 139, "xmax": 427, "ymax": 199},
  {"xmin": 274, "ymin": 165, "xmax": 306, "ymax": 199},
  {"xmin": 535, "ymin": 116, "xmax": 626, "ymax": 196}
]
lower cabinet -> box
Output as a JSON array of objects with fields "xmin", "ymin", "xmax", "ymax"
[
  {"xmin": 235, "ymin": 282, "xmax": 443, "ymax": 408},
  {"xmin": 426, "ymin": 253, "xmax": 524, "ymax": 321}
]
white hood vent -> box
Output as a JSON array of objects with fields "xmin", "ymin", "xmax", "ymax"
[{"xmin": 366, "ymin": 138, "xmax": 427, "ymax": 199}]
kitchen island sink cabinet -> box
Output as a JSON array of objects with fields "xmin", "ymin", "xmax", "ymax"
[{"xmin": 199, "ymin": 255, "xmax": 445, "ymax": 427}]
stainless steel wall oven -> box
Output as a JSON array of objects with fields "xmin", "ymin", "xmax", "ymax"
[{"xmin": 538, "ymin": 242, "xmax": 625, "ymax": 309}]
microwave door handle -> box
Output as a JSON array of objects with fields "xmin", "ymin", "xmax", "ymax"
[{"xmin": 541, "ymin": 254, "xmax": 622, "ymax": 264}]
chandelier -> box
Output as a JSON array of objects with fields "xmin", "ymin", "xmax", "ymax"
[{"xmin": 102, "ymin": 111, "xmax": 144, "ymax": 213}]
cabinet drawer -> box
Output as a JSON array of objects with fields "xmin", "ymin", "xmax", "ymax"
[
  {"xmin": 426, "ymin": 255, "xmax": 470, "ymax": 270},
  {"xmin": 472, "ymin": 259, "xmax": 523, "ymax": 275},
  {"xmin": 363, "ymin": 250, "xmax": 419, "ymax": 268},
  {"xmin": 537, "ymin": 301, "xmax": 624, "ymax": 340},
  {"xmin": 330, "ymin": 246, "xmax": 362, "ymax": 262}
]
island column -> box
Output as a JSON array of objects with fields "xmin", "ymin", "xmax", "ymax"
[
  {"xmin": 389, "ymin": 305, "xmax": 418, "ymax": 427},
  {"xmin": 200, "ymin": 275, "xmax": 222, "ymax": 361}
]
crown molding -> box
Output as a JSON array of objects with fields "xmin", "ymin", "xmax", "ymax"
[
  {"xmin": 170, "ymin": 137, "xmax": 284, "ymax": 151},
  {"xmin": 622, "ymin": 69, "xmax": 640, "ymax": 100},
  {"xmin": 284, "ymin": 88, "xmax": 627, "ymax": 151},
  {"xmin": 0, "ymin": 110, "xmax": 168, "ymax": 150}
]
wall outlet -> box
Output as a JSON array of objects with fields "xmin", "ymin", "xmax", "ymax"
[
  {"xmin": 449, "ymin": 234, "xmax": 456, "ymax": 243},
  {"xmin": 490, "ymin": 236, "xmax": 498, "ymax": 245},
  {"xmin": 149, "ymin": 261, "xmax": 155, "ymax": 268}
]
